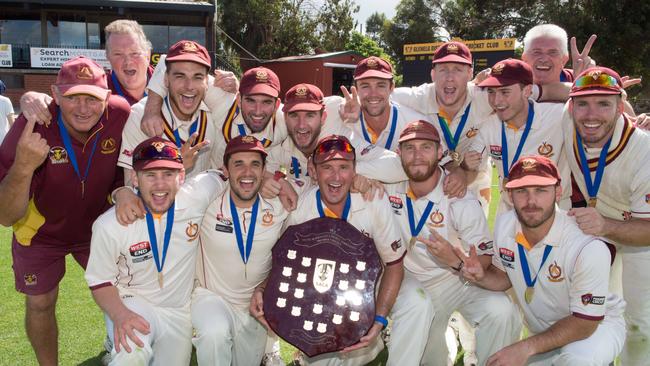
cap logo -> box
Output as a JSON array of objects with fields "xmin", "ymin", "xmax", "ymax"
[
  {"xmin": 256, "ymin": 70, "xmax": 269, "ymax": 83},
  {"xmin": 446, "ymin": 43, "xmax": 459, "ymax": 54},
  {"xmin": 152, "ymin": 141, "xmax": 166, "ymax": 152},
  {"xmin": 242, "ymin": 135, "xmax": 255, "ymax": 143},
  {"xmin": 366, "ymin": 58, "xmax": 378, "ymax": 69},
  {"xmin": 491, "ymin": 63, "xmax": 505, "ymax": 75},
  {"xmin": 589, "ymin": 70, "xmax": 602, "ymax": 80},
  {"xmin": 521, "ymin": 158, "xmax": 537, "ymax": 171},
  {"xmin": 295, "ymin": 85, "xmax": 308, "ymax": 97},
  {"xmin": 77, "ymin": 66, "xmax": 93, "ymax": 80},
  {"xmin": 182, "ymin": 42, "xmax": 198, "ymax": 53}
]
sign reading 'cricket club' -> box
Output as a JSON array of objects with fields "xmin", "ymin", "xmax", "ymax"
[{"xmin": 263, "ymin": 217, "xmax": 383, "ymax": 357}]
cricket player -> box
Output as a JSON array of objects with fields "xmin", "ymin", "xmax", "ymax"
[
  {"xmin": 252, "ymin": 134, "xmax": 418, "ymax": 366},
  {"xmin": 469, "ymin": 58, "xmax": 571, "ymax": 212},
  {"xmin": 0, "ymin": 56, "xmax": 130, "ymax": 365},
  {"xmin": 86, "ymin": 137, "xmax": 224, "ymax": 365},
  {"xmin": 457, "ymin": 155, "xmax": 625, "ymax": 365},
  {"xmin": 562, "ymin": 66, "xmax": 650, "ymax": 365},
  {"xmin": 384, "ymin": 120, "xmax": 521, "ymax": 366}
]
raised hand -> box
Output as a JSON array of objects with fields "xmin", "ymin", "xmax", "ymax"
[
  {"xmin": 180, "ymin": 133, "xmax": 210, "ymax": 171},
  {"xmin": 15, "ymin": 118, "xmax": 49, "ymax": 172},
  {"xmin": 214, "ymin": 69, "xmax": 239, "ymax": 93},
  {"xmin": 338, "ymin": 85, "xmax": 360, "ymax": 122},
  {"xmin": 452, "ymin": 245, "xmax": 485, "ymax": 284},
  {"xmin": 570, "ymin": 34, "xmax": 597, "ymax": 76}
]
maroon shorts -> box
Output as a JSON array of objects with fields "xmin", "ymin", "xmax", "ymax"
[{"xmin": 12, "ymin": 237, "xmax": 89, "ymax": 296}]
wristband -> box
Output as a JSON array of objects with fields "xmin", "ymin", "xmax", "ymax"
[
  {"xmin": 374, "ymin": 315, "xmax": 388, "ymax": 329},
  {"xmin": 451, "ymin": 260, "xmax": 464, "ymax": 272}
]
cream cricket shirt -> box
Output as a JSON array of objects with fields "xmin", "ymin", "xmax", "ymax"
[
  {"xmin": 384, "ymin": 169, "xmax": 493, "ymax": 283},
  {"xmin": 492, "ymin": 209, "xmax": 625, "ymax": 334},
  {"xmin": 197, "ymin": 190, "xmax": 288, "ymax": 310},
  {"xmin": 475, "ymin": 101, "xmax": 572, "ymax": 210},
  {"xmin": 85, "ymin": 171, "xmax": 224, "ymax": 308},
  {"xmin": 286, "ymin": 186, "xmax": 406, "ymax": 265},
  {"xmin": 118, "ymin": 97, "xmax": 218, "ymax": 178},
  {"xmin": 562, "ymin": 111, "xmax": 650, "ymax": 243}
]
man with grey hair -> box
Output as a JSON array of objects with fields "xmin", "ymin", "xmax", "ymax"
[{"xmin": 522, "ymin": 24, "xmax": 576, "ymax": 85}]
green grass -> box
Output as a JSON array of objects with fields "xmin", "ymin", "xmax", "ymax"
[{"xmin": 0, "ymin": 168, "xmax": 501, "ymax": 365}]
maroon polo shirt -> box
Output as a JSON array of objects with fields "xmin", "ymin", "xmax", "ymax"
[
  {"xmin": 107, "ymin": 65, "xmax": 154, "ymax": 105},
  {"xmin": 0, "ymin": 95, "xmax": 130, "ymax": 247}
]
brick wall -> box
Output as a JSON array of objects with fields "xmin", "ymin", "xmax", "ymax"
[{"xmin": 2, "ymin": 74, "xmax": 57, "ymax": 112}]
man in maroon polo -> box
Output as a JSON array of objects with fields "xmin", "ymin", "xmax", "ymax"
[{"xmin": 0, "ymin": 56, "xmax": 130, "ymax": 366}]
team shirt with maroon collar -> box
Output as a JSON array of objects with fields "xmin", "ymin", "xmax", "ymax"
[
  {"xmin": 562, "ymin": 111, "xmax": 650, "ymax": 238},
  {"xmin": 286, "ymin": 185, "xmax": 406, "ymax": 265},
  {"xmin": 383, "ymin": 168, "xmax": 493, "ymax": 283},
  {"xmin": 197, "ymin": 187, "xmax": 287, "ymax": 310},
  {"xmin": 0, "ymin": 97, "xmax": 130, "ymax": 247},
  {"xmin": 492, "ymin": 209, "xmax": 624, "ymax": 334},
  {"xmin": 85, "ymin": 171, "xmax": 223, "ymax": 308},
  {"xmin": 474, "ymin": 100, "xmax": 572, "ymax": 211},
  {"xmin": 107, "ymin": 65, "xmax": 154, "ymax": 106}
]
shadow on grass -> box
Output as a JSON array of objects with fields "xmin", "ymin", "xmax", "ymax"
[{"xmin": 77, "ymin": 351, "xmax": 106, "ymax": 366}]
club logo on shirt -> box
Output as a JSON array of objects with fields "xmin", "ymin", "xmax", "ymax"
[
  {"xmin": 429, "ymin": 209, "xmax": 444, "ymax": 228},
  {"xmin": 215, "ymin": 214, "xmax": 234, "ymax": 233},
  {"xmin": 547, "ymin": 261, "xmax": 564, "ymax": 282},
  {"xmin": 262, "ymin": 211, "xmax": 274, "ymax": 226},
  {"xmin": 389, "ymin": 195, "xmax": 403, "ymax": 210},
  {"xmin": 581, "ymin": 293, "xmax": 606, "ymax": 306},
  {"xmin": 537, "ymin": 142, "xmax": 554, "ymax": 158},
  {"xmin": 186, "ymin": 221, "xmax": 199, "ymax": 241},
  {"xmin": 478, "ymin": 241, "xmax": 493, "ymax": 251},
  {"xmin": 24, "ymin": 273, "xmax": 37, "ymax": 286},
  {"xmin": 101, "ymin": 138, "xmax": 117, "ymax": 154},
  {"xmin": 390, "ymin": 239, "xmax": 402, "ymax": 252},
  {"xmin": 465, "ymin": 127, "xmax": 479, "ymax": 138},
  {"xmin": 360, "ymin": 144, "xmax": 376, "ymax": 156},
  {"xmin": 489, "ymin": 145, "xmax": 502, "ymax": 159},
  {"xmin": 49, "ymin": 146, "xmax": 69, "ymax": 164}
]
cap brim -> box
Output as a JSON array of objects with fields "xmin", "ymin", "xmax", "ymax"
[
  {"xmin": 241, "ymin": 84, "xmax": 279, "ymax": 98},
  {"xmin": 569, "ymin": 88, "xmax": 622, "ymax": 97},
  {"xmin": 398, "ymin": 132, "xmax": 440, "ymax": 144},
  {"xmin": 60, "ymin": 84, "xmax": 110, "ymax": 100},
  {"xmin": 282, "ymin": 102, "xmax": 323, "ymax": 113},
  {"xmin": 432, "ymin": 55, "xmax": 472, "ymax": 65},
  {"xmin": 505, "ymin": 176, "xmax": 558, "ymax": 189},
  {"xmin": 314, "ymin": 151, "xmax": 354, "ymax": 164},
  {"xmin": 354, "ymin": 70, "xmax": 393, "ymax": 80},
  {"xmin": 135, "ymin": 160, "xmax": 184, "ymax": 171},
  {"xmin": 478, "ymin": 76, "xmax": 521, "ymax": 88},
  {"xmin": 166, "ymin": 55, "xmax": 211, "ymax": 69}
]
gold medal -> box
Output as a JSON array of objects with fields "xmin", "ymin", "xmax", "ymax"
[
  {"xmin": 409, "ymin": 237, "xmax": 417, "ymax": 248},
  {"xmin": 449, "ymin": 150, "xmax": 461, "ymax": 166},
  {"xmin": 588, "ymin": 197, "xmax": 597, "ymax": 208},
  {"xmin": 158, "ymin": 272, "xmax": 164, "ymax": 289},
  {"xmin": 524, "ymin": 286, "xmax": 534, "ymax": 304}
]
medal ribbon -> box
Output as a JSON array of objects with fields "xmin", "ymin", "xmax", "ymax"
[
  {"xmin": 575, "ymin": 131, "xmax": 612, "ymax": 200},
  {"xmin": 517, "ymin": 243, "xmax": 552, "ymax": 288},
  {"xmin": 437, "ymin": 103, "xmax": 471, "ymax": 151},
  {"xmin": 501, "ymin": 101, "xmax": 535, "ymax": 178},
  {"xmin": 406, "ymin": 196, "xmax": 435, "ymax": 238},
  {"xmin": 57, "ymin": 111, "xmax": 100, "ymax": 192},
  {"xmin": 291, "ymin": 156, "xmax": 301, "ymax": 178},
  {"xmin": 359, "ymin": 105, "xmax": 398, "ymax": 150},
  {"xmin": 145, "ymin": 202, "xmax": 175, "ymax": 276},
  {"xmin": 316, "ymin": 189, "xmax": 351, "ymax": 221},
  {"xmin": 230, "ymin": 195, "xmax": 260, "ymax": 265},
  {"xmin": 111, "ymin": 71, "xmax": 147, "ymax": 99}
]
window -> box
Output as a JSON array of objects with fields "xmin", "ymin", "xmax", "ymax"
[
  {"xmin": 0, "ymin": 19, "xmax": 41, "ymax": 46},
  {"xmin": 142, "ymin": 24, "xmax": 169, "ymax": 53},
  {"xmin": 169, "ymin": 26, "xmax": 205, "ymax": 46}
]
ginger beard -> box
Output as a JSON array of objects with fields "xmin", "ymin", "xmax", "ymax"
[{"xmin": 399, "ymin": 139, "xmax": 441, "ymax": 182}]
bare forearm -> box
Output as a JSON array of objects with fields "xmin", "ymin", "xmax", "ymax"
[
  {"xmin": 91, "ymin": 285, "xmax": 129, "ymax": 321},
  {"xmin": 474, "ymin": 265, "xmax": 512, "ymax": 291},
  {"xmin": 538, "ymin": 82, "xmax": 570, "ymax": 102},
  {"xmin": 0, "ymin": 165, "xmax": 35, "ymax": 226},
  {"xmin": 144, "ymin": 92, "xmax": 163, "ymax": 118},
  {"xmin": 375, "ymin": 262, "xmax": 404, "ymax": 317},
  {"xmin": 521, "ymin": 315, "xmax": 598, "ymax": 356},
  {"xmin": 604, "ymin": 217, "xmax": 650, "ymax": 246}
]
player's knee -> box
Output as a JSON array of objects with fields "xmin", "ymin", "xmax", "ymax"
[
  {"xmin": 25, "ymin": 290, "xmax": 58, "ymax": 314},
  {"xmin": 194, "ymin": 320, "xmax": 232, "ymax": 345},
  {"xmin": 482, "ymin": 295, "xmax": 519, "ymax": 323}
]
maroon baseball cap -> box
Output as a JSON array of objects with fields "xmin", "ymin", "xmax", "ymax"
[
  {"xmin": 312, "ymin": 135, "xmax": 355, "ymax": 164},
  {"xmin": 165, "ymin": 40, "xmax": 211, "ymax": 69},
  {"xmin": 432, "ymin": 41, "xmax": 472, "ymax": 65},
  {"xmin": 239, "ymin": 67, "xmax": 281, "ymax": 98},
  {"xmin": 224, "ymin": 135, "xmax": 267, "ymax": 163},
  {"xmin": 354, "ymin": 56, "xmax": 393, "ymax": 80},
  {"xmin": 569, "ymin": 66, "xmax": 623, "ymax": 97},
  {"xmin": 55, "ymin": 56, "xmax": 110, "ymax": 100},
  {"xmin": 283, "ymin": 83, "xmax": 324, "ymax": 113},
  {"xmin": 132, "ymin": 137, "xmax": 184, "ymax": 171},
  {"xmin": 505, "ymin": 156, "xmax": 561, "ymax": 189},
  {"xmin": 479, "ymin": 58, "xmax": 534, "ymax": 87},
  {"xmin": 398, "ymin": 120, "xmax": 441, "ymax": 143}
]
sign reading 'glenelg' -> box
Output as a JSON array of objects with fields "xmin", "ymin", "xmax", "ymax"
[{"xmin": 30, "ymin": 47, "xmax": 110, "ymax": 69}]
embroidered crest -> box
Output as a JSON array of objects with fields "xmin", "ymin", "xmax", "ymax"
[
  {"xmin": 152, "ymin": 141, "xmax": 165, "ymax": 152},
  {"xmin": 49, "ymin": 146, "xmax": 69, "ymax": 164},
  {"xmin": 446, "ymin": 43, "xmax": 459, "ymax": 54},
  {"xmin": 76, "ymin": 66, "xmax": 93, "ymax": 80},
  {"xmin": 429, "ymin": 209, "xmax": 444, "ymax": 228},
  {"xmin": 186, "ymin": 221, "xmax": 199, "ymax": 241},
  {"xmin": 242, "ymin": 135, "xmax": 255, "ymax": 143},
  {"xmin": 521, "ymin": 158, "xmax": 537, "ymax": 171},
  {"xmin": 262, "ymin": 211, "xmax": 274, "ymax": 226},
  {"xmin": 537, "ymin": 142, "xmax": 554, "ymax": 157},
  {"xmin": 465, "ymin": 127, "xmax": 478, "ymax": 138},
  {"xmin": 295, "ymin": 85, "xmax": 308, "ymax": 97},
  {"xmin": 366, "ymin": 58, "xmax": 378, "ymax": 68},
  {"xmin": 547, "ymin": 261, "xmax": 564, "ymax": 282},
  {"xmin": 491, "ymin": 63, "xmax": 505, "ymax": 75},
  {"xmin": 182, "ymin": 42, "xmax": 198, "ymax": 52},
  {"xmin": 101, "ymin": 138, "xmax": 116, "ymax": 154},
  {"xmin": 256, "ymin": 70, "xmax": 269, "ymax": 82}
]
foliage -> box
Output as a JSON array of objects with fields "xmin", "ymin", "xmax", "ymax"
[{"xmin": 315, "ymin": 0, "xmax": 360, "ymax": 52}]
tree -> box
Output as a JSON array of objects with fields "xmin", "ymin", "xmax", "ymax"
[
  {"xmin": 315, "ymin": 0, "xmax": 360, "ymax": 52},
  {"xmin": 365, "ymin": 12, "xmax": 388, "ymax": 47}
]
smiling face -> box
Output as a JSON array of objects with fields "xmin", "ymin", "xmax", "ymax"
[
  {"xmin": 570, "ymin": 94, "xmax": 623, "ymax": 148},
  {"xmin": 224, "ymin": 151, "xmax": 265, "ymax": 206},
  {"xmin": 431, "ymin": 63, "xmax": 473, "ymax": 110},
  {"xmin": 239, "ymin": 94, "xmax": 279, "ymax": 133},
  {"xmin": 132, "ymin": 168, "xmax": 185, "ymax": 215},
  {"xmin": 522, "ymin": 36, "xmax": 569, "ymax": 85},
  {"xmin": 314, "ymin": 159, "xmax": 355, "ymax": 209},
  {"xmin": 164, "ymin": 61, "xmax": 208, "ymax": 121},
  {"xmin": 355, "ymin": 77, "xmax": 394, "ymax": 117},
  {"xmin": 285, "ymin": 109, "xmax": 326, "ymax": 154},
  {"xmin": 486, "ymin": 84, "xmax": 532, "ymax": 124},
  {"xmin": 106, "ymin": 33, "xmax": 150, "ymax": 95},
  {"xmin": 52, "ymin": 87, "xmax": 108, "ymax": 140},
  {"xmin": 509, "ymin": 185, "xmax": 560, "ymax": 229}
]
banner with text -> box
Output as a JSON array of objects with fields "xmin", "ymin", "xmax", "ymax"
[
  {"xmin": 0, "ymin": 44, "xmax": 12, "ymax": 67},
  {"xmin": 30, "ymin": 47, "xmax": 110, "ymax": 69}
]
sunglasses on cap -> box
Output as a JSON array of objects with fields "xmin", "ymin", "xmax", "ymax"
[
  {"xmin": 573, "ymin": 73, "xmax": 620, "ymax": 90},
  {"xmin": 313, "ymin": 138, "xmax": 355, "ymax": 161},
  {"xmin": 133, "ymin": 144, "xmax": 183, "ymax": 164}
]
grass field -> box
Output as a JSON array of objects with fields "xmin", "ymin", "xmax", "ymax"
[{"xmin": 0, "ymin": 168, "xmax": 501, "ymax": 365}]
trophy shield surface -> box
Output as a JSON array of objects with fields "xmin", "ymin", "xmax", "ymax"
[{"xmin": 263, "ymin": 217, "xmax": 383, "ymax": 357}]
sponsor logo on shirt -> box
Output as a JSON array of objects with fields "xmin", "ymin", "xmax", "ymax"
[
  {"xmin": 581, "ymin": 293, "xmax": 605, "ymax": 306},
  {"xmin": 547, "ymin": 261, "xmax": 564, "ymax": 282},
  {"xmin": 489, "ymin": 145, "xmax": 502, "ymax": 159},
  {"xmin": 478, "ymin": 241, "xmax": 493, "ymax": 251},
  {"xmin": 129, "ymin": 241, "xmax": 153, "ymax": 263},
  {"xmin": 360, "ymin": 144, "xmax": 376, "ymax": 156},
  {"xmin": 389, "ymin": 195, "xmax": 403, "ymax": 210},
  {"xmin": 101, "ymin": 138, "xmax": 117, "ymax": 154},
  {"xmin": 49, "ymin": 146, "xmax": 69, "ymax": 164},
  {"xmin": 499, "ymin": 248, "xmax": 514, "ymax": 262}
]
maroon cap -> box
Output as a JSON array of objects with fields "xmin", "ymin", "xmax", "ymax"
[
  {"xmin": 354, "ymin": 56, "xmax": 393, "ymax": 80},
  {"xmin": 132, "ymin": 137, "xmax": 184, "ymax": 171},
  {"xmin": 165, "ymin": 40, "xmax": 211, "ymax": 69},
  {"xmin": 55, "ymin": 56, "xmax": 110, "ymax": 100},
  {"xmin": 569, "ymin": 67, "xmax": 623, "ymax": 97},
  {"xmin": 399, "ymin": 120, "xmax": 441, "ymax": 143},
  {"xmin": 239, "ymin": 67, "xmax": 281, "ymax": 98},
  {"xmin": 479, "ymin": 58, "xmax": 533, "ymax": 87},
  {"xmin": 432, "ymin": 41, "xmax": 472, "ymax": 65},
  {"xmin": 282, "ymin": 83, "xmax": 324, "ymax": 113},
  {"xmin": 224, "ymin": 135, "xmax": 267, "ymax": 162},
  {"xmin": 312, "ymin": 135, "xmax": 355, "ymax": 164},
  {"xmin": 505, "ymin": 156, "xmax": 561, "ymax": 189}
]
